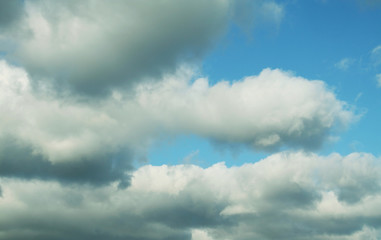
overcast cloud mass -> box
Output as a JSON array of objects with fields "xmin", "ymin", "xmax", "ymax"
[{"xmin": 0, "ymin": 0, "xmax": 380, "ymax": 239}]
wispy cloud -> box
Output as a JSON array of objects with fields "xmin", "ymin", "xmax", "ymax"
[
  {"xmin": 335, "ymin": 58, "xmax": 355, "ymax": 70},
  {"xmin": 377, "ymin": 73, "xmax": 381, "ymax": 87},
  {"xmin": 372, "ymin": 45, "xmax": 381, "ymax": 54},
  {"xmin": 183, "ymin": 150, "xmax": 200, "ymax": 165},
  {"xmin": 371, "ymin": 45, "xmax": 381, "ymax": 66}
]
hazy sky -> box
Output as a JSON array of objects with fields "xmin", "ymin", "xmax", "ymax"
[{"xmin": 0, "ymin": 0, "xmax": 381, "ymax": 239}]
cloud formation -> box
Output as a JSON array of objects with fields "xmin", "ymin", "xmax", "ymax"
[
  {"xmin": 1, "ymin": 151, "xmax": 380, "ymax": 240},
  {"xmin": 137, "ymin": 68, "xmax": 354, "ymax": 151},
  {"xmin": 0, "ymin": 61, "xmax": 354, "ymax": 184},
  {"xmin": 0, "ymin": 0, "xmax": 283, "ymax": 97}
]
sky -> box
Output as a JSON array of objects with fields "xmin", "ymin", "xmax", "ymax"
[{"xmin": 0, "ymin": 0, "xmax": 381, "ymax": 239}]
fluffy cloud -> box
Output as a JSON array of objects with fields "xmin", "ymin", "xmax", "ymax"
[
  {"xmin": 0, "ymin": 61, "xmax": 354, "ymax": 184},
  {"xmin": 137, "ymin": 67, "xmax": 354, "ymax": 151},
  {"xmin": 1, "ymin": 151, "xmax": 380, "ymax": 240},
  {"xmin": 0, "ymin": 0, "xmax": 283, "ymax": 97}
]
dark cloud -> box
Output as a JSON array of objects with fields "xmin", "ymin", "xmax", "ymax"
[
  {"xmin": 0, "ymin": 138, "xmax": 132, "ymax": 187},
  {"xmin": 0, "ymin": 0, "xmax": 24, "ymax": 30},
  {"xmin": 3, "ymin": 0, "xmax": 232, "ymax": 97},
  {"xmin": 0, "ymin": 0, "xmax": 285, "ymax": 97}
]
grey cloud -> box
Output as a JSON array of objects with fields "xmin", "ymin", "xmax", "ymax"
[
  {"xmin": 1, "ymin": 152, "xmax": 381, "ymax": 240},
  {"xmin": 0, "ymin": 138, "xmax": 132, "ymax": 187},
  {"xmin": 2, "ymin": 0, "xmax": 230, "ymax": 96},
  {"xmin": 320, "ymin": 153, "xmax": 381, "ymax": 204},
  {"xmin": 0, "ymin": 0, "xmax": 284, "ymax": 97},
  {"xmin": 0, "ymin": 0, "xmax": 24, "ymax": 30},
  {"xmin": 260, "ymin": 181, "xmax": 321, "ymax": 209}
]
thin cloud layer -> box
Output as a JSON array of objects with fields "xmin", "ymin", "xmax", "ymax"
[
  {"xmin": 1, "ymin": 151, "xmax": 380, "ymax": 240},
  {"xmin": 0, "ymin": 0, "xmax": 283, "ymax": 96},
  {"xmin": 0, "ymin": 61, "xmax": 354, "ymax": 184}
]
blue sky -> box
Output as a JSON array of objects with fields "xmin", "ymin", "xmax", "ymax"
[{"xmin": 1, "ymin": 1, "xmax": 381, "ymax": 240}]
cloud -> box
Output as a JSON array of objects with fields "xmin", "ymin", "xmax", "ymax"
[
  {"xmin": 0, "ymin": 61, "xmax": 355, "ymax": 184},
  {"xmin": 371, "ymin": 45, "xmax": 381, "ymax": 66},
  {"xmin": 1, "ymin": 151, "xmax": 381, "ymax": 240},
  {"xmin": 0, "ymin": 137, "xmax": 132, "ymax": 187},
  {"xmin": 372, "ymin": 45, "xmax": 381, "ymax": 54},
  {"xmin": 377, "ymin": 74, "xmax": 381, "ymax": 87},
  {"xmin": 232, "ymin": 0, "xmax": 284, "ymax": 32},
  {"xmin": 335, "ymin": 58, "xmax": 355, "ymax": 71},
  {"xmin": 0, "ymin": 0, "xmax": 284, "ymax": 97},
  {"xmin": 183, "ymin": 150, "xmax": 200, "ymax": 164},
  {"xmin": 0, "ymin": 0, "xmax": 24, "ymax": 30},
  {"xmin": 137, "ymin": 67, "xmax": 355, "ymax": 151}
]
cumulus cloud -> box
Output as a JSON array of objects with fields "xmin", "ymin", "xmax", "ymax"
[
  {"xmin": 136, "ymin": 67, "xmax": 354, "ymax": 151},
  {"xmin": 0, "ymin": 61, "xmax": 354, "ymax": 184},
  {"xmin": 0, "ymin": 0, "xmax": 284, "ymax": 97},
  {"xmin": 0, "ymin": 151, "xmax": 380, "ymax": 240}
]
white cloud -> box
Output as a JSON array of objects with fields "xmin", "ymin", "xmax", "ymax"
[
  {"xmin": 0, "ymin": 61, "xmax": 354, "ymax": 174},
  {"xmin": 137, "ymin": 67, "xmax": 355, "ymax": 151},
  {"xmin": 1, "ymin": 151, "xmax": 381, "ymax": 239},
  {"xmin": 191, "ymin": 229, "xmax": 215, "ymax": 240}
]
